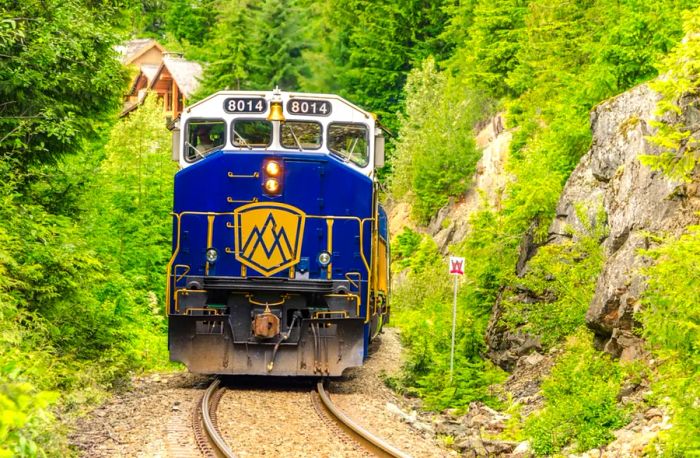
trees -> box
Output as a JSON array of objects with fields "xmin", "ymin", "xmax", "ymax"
[
  {"xmin": 445, "ymin": 0, "xmax": 530, "ymax": 100},
  {"xmin": 165, "ymin": 0, "xmax": 218, "ymax": 46},
  {"xmin": 0, "ymin": 0, "xmax": 126, "ymax": 167},
  {"xmin": 391, "ymin": 58, "xmax": 482, "ymax": 223},
  {"xmin": 193, "ymin": 0, "xmax": 309, "ymax": 96},
  {"xmin": 191, "ymin": 0, "xmax": 250, "ymax": 96},
  {"xmin": 314, "ymin": 0, "xmax": 450, "ymax": 129},
  {"xmin": 244, "ymin": 0, "xmax": 309, "ymax": 90}
]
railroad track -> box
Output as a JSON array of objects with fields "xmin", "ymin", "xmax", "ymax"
[
  {"xmin": 194, "ymin": 378, "xmax": 411, "ymax": 458},
  {"xmin": 193, "ymin": 378, "xmax": 236, "ymax": 458}
]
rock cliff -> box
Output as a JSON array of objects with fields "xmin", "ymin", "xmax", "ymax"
[{"xmin": 486, "ymin": 83, "xmax": 700, "ymax": 366}]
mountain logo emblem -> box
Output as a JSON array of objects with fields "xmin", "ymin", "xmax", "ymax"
[{"xmin": 233, "ymin": 202, "xmax": 306, "ymax": 276}]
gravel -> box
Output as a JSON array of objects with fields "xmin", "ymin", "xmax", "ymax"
[
  {"xmin": 71, "ymin": 373, "xmax": 210, "ymax": 457},
  {"xmin": 70, "ymin": 327, "xmax": 449, "ymax": 457}
]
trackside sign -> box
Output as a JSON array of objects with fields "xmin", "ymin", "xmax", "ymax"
[{"xmin": 449, "ymin": 256, "xmax": 465, "ymax": 275}]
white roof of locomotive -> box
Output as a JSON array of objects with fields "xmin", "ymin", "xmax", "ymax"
[{"xmin": 182, "ymin": 89, "xmax": 375, "ymax": 123}]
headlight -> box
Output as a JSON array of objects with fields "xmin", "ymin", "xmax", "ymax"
[
  {"xmin": 264, "ymin": 178, "xmax": 280, "ymax": 193},
  {"xmin": 206, "ymin": 248, "xmax": 218, "ymax": 263},
  {"xmin": 265, "ymin": 160, "xmax": 281, "ymax": 176},
  {"xmin": 318, "ymin": 251, "xmax": 331, "ymax": 266}
]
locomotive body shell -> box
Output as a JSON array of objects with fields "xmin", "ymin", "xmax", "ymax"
[{"xmin": 166, "ymin": 90, "xmax": 389, "ymax": 376}]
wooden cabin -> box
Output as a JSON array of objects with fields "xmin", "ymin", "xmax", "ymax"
[
  {"xmin": 118, "ymin": 40, "xmax": 202, "ymax": 120},
  {"xmin": 147, "ymin": 54, "xmax": 202, "ymax": 120}
]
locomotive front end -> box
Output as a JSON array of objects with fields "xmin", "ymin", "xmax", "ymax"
[{"xmin": 167, "ymin": 89, "xmax": 389, "ymax": 376}]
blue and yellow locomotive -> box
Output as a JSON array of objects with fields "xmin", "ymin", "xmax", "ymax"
[{"xmin": 167, "ymin": 89, "xmax": 390, "ymax": 376}]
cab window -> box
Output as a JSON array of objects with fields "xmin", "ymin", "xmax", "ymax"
[
  {"xmin": 185, "ymin": 120, "xmax": 226, "ymax": 162},
  {"xmin": 281, "ymin": 121, "xmax": 322, "ymax": 150},
  {"xmin": 327, "ymin": 123, "xmax": 369, "ymax": 167},
  {"xmin": 232, "ymin": 119, "xmax": 273, "ymax": 148}
]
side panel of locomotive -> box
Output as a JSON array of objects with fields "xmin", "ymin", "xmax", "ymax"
[{"xmin": 166, "ymin": 90, "xmax": 389, "ymax": 376}]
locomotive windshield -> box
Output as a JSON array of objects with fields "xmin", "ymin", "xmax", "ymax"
[
  {"xmin": 232, "ymin": 119, "xmax": 273, "ymax": 148},
  {"xmin": 328, "ymin": 123, "xmax": 369, "ymax": 167},
  {"xmin": 281, "ymin": 121, "xmax": 322, "ymax": 150},
  {"xmin": 185, "ymin": 120, "xmax": 226, "ymax": 161}
]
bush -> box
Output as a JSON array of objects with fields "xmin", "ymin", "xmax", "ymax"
[
  {"xmin": 390, "ymin": 58, "xmax": 483, "ymax": 224},
  {"xmin": 639, "ymin": 227, "xmax": 700, "ymax": 456},
  {"xmin": 641, "ymin": 6, "xmax": 700, "ymax": 182},
  {"xmin": 525, "ymin": 330, "xmax": 628, "ymax": 455},
  {"xmin": 0, "ymin": 95, "xmax": 176, "ymax": 456},
  {"xmin": 501, "ymin": 205, "xmax": 607, "ymax": 347},
  {"xmin": 390, "ymin": 231, "xmax": 506, "ymax": 411}
]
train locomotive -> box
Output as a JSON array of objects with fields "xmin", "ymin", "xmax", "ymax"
[{"xmin": 167, "ymin": 89, "xmax": 390, "ymax": 376}]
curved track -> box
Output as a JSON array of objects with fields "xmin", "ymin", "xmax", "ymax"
[
  {"xmin": 312, "ymin": 381, "xmax": 411, "ymax": 458},
  {"xmin": 194, "ymin": 379, "xmax": 236, "ymax": 458},
  {"xmin": 195, "ymin": 378, "xmax": 411, "ymax": 458}
]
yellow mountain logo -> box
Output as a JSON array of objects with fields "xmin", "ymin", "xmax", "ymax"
[{"xmin": 233, "ymin": 202, "xmax": 306, "ymax": 276}]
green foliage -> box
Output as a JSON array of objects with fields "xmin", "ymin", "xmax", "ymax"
[
  {"xmin": 165, "ymin": 0, "xmax": 217, "ymax": 46},
  {"xmin": 0, "ymin": 0, "xmax": 127, "ymax": 165},
  {"xmin": 297, "ymin": 0, "xmax": 451, "ymax": 130},
  {"xmin": 0, "ymin": 93, "xmax": 175, "ymax": 455},
  {"xmin": 191, "ymin": 0, "xmax": 310, "ymax": 96},
  {"xmin": 525, "ymin": 330, "xmax": 628, "ymax": 455},
  {"xmin": 391, "ymin": 58, "xmax": 482, "ymax": 223},
  {"xmin": 390, "ymin": 228, "xmax": 422, "ymax": 271},
  {"xmin": 390, "ymin": 231, "xmax": 506, "ymax": 411},
  {"xmin": 499, "ymin": 0, "xmax": 692, "ymax": 241},
  {"xmin": 502, "ymin": 206, "xmax": 607, "ymax": 347},
  {"xmin": 188, "ymin": 0, "xmax": 250, "ymax": 95},
  {"xmin": 642, "ymin": 6, "xmax": 700, "ymax": 182},
  {"xmin": 445, "ymin": 0, "xmax": 530, "ymax": 100},
  {"xmin": 639, "ymin": 227, "xmax": 700, "ymax": 456},
  {"xmin": 86, "ymin": 94, "xmax": 177, "ymax": 296},
  {"xmin": 0, "ymin": 369, "xmax": 60, "ymax": 457},
  {"xmin": 244, "ymin": 0, "xmax": 309, "ymax": 90}
]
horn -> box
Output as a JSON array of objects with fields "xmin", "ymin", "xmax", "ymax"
[{"xmin": 267, "ymin": 101, "xmax": 285, "ymax": 122}]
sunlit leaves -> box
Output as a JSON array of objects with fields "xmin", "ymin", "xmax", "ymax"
[
  {"xmin": 391, "ymin": 58, "xmax": 482, "ymax": 223},
  {"xmin": 0, "ymin": 0, "xmax": 126, "ymax": 164},
  {"xmin": 638, "ymin": 227, "xmax": 700, "ymax": 455},
  {"xmin": 642, "ymin": 6, "xmax": 700, "ymax": 182},
  {"xmin": 525, "ymin": 330, "xmax": 627, "ymax": 455}
]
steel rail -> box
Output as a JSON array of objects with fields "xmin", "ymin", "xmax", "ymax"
[
  {"xmin": 315, "ymin": 381, "xmax": 412, "ymax": 458},
  {"xmin": 201, "ymin": 379, "xmax": 237, "ymax": 458}
]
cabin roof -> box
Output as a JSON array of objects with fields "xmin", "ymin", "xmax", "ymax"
[
  {"xmin": 116, "ymin": 39, "xmax": 165, "ymax": 65},
  {"xmin": 149, "ymin": 56, "xmax": 203, "ymax": 98}
]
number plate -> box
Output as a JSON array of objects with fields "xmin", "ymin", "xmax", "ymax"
[
  {"xmin": 223, "ymin": 97, "xmax": 268, "ymax": 114},
  {"xmin": 286, "ymin": 99, "xmax": 332, "ymax": 116}
]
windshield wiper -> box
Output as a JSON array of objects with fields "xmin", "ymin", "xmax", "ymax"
[
  {"xmin": 184, "ymin": 140, "xmax": 205, "ymax": 159},
  {"xmin": 346, "ymin": 137, "xmax": 360, "ymax": 161},
  {"xmin": 285, "ymin": 124, "xmax": 303, "ymax": 152},
  {"xmin": 232, "ymin": 128, "xmax": 253, "ymax": 150}
]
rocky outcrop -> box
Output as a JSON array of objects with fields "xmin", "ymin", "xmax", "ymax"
[
  {"xmin": 487, "ymin": 83, "xmax": 700, "ymax": 365},
  {"xmin": 549, "ymin": 84, "xmax": 700, "ymax": 357},
  {"xmin": 428, "ymin": 114, "xmax": 512, "ymax": 252}
]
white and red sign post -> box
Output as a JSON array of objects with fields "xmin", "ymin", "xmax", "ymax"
[{"xmin": 449, "ymin": 256, "xmax": 465, "ymax": 381}]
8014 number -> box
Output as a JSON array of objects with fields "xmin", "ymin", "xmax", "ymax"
[
  {"xmin": 286, "ymin": 99, "xmax": 332, "ymax": 116},
  {"xmin": 223, "ymin": 98, "xmax": 267, "ymax": 114}
]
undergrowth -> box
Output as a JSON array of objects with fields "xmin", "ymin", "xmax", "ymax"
[
  {"xmin": 0, "ymin": 96, "xmax": 176, "ymax": 456},
  {"xmin": 525, "ymin": 329, "xmax": 629, "ymax": 455},
  {"xmin": 501, "ymin": 205, "xmax": 607, "ymax": 348},
  {"xmin": 639, "ymin": 227, "xmax": 700, "ymax": 456},
  {"xmin": 389, "ymin": 228, "xmax": 505, "ymax": 411}
]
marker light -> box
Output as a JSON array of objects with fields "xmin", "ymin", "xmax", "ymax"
[
  {"xmin": 206, "ymin": 248, "xmax": 218, "ymax": 263},
  {"xmin": 265, "ymin": 160, "xmax": 281, "ymax": 176},
  {"xmin": 264, "ymin": 178, "xmax": 280, "ymax": 194},
  {"xmin": 318, "ymin": 251, "xmax": 331, "ymax": 266}
]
